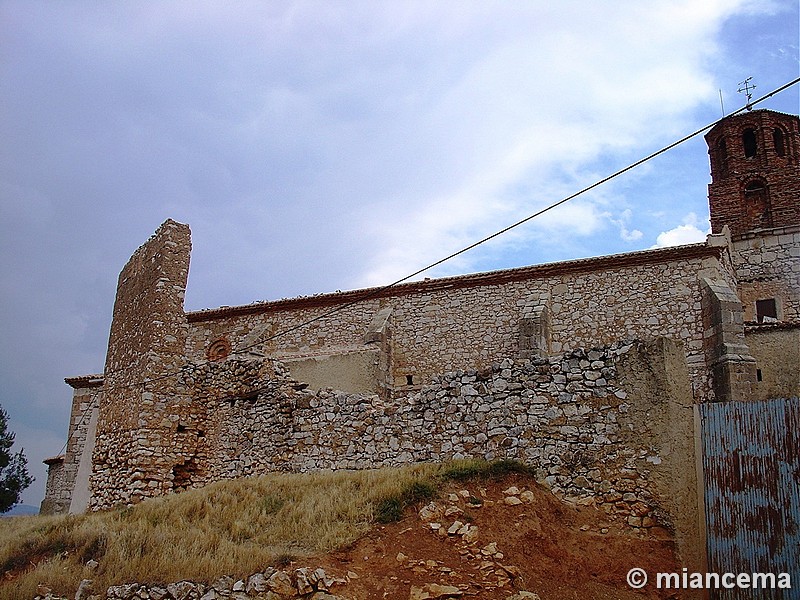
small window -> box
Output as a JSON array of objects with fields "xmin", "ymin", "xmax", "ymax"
[
  {"xmin": 756, "ymin": 369, "xmax": 763, "ymax": 382},
  {"xmin": 744, "ymin": 180, "xmax": 766, "ymax": 194},
  {"xmin": 773, "ymin": 128, "xmax": 786, "ymax": 157},
  {"xmin": 716, "ymin": 138, "xmax": 728, "ymax": 173},
  {"xmin": 742, "ymin": 128, "xmax": 757, "ymax": 157},
  {"xmin": 755, "ymin": 298, "xmax": 778, "ymax": 323},
  {"xmin": 406, "ymin": 375, "xmax": 414, "ymax": 385}
]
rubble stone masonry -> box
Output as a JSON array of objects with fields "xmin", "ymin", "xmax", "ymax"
[
  {"xmin": 88, "ymin": 337, "xmax": 699, "ymax": 555},
  {"xmin": 83, "ymin": 220, "xmax": 774, "ymax": 518},
  {"xmin": 91, "ymin": 219, "xmax": 192, "ymax": 508}
]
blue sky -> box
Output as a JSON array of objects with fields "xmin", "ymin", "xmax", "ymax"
[{"xmin": 1, "ymin": 1, "xmax": 798, "ymax": 506}]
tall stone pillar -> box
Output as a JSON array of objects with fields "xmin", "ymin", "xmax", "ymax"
[
  {"xmin": 90, "ymin": 219, "xmax": 193, "ymax": 508},
  {"xmin": 700, "ymin": 277, "xmax": 757, "ymax": 402}
]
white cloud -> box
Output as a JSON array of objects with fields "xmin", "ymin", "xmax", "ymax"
[
  {"xmin": 607, "ymin": 209, "xmax": 644, "ymax": 243},
  {"xmin": 332, "ymin": 0, "xmax": 754, "ymax": 287},
  {"xmin": 652, "ymin": 212, "xmax": 711, "ymax": 248}
]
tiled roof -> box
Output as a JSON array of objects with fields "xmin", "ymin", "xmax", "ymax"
[{"xmin": 187, "ymin": 243, "xmax": 720, "ymax": 323}]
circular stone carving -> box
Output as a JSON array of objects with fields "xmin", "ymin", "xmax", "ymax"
[{"xmin": 206, "ymin": 338, "xmax": 231, "ymax": 362}]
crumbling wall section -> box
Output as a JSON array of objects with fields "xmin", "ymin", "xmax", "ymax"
[
  {"xmin": 90, "ymin": 220, "xmax": 193, "ymax": 509},
  {"xmin": 85, "ymin": 336, "xmax": 700, "ymax": 567},
  {"xmin": 177, "ymin": 357, "xmax": 282, "ymax": 488},
  {"xmin": 139, "ymin": 340, "xmax": 696, "ymax": 541}
]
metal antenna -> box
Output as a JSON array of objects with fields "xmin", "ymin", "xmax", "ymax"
[{"xmin": 738, "ymin": 77, "xmax": 756, "ymax": 110}]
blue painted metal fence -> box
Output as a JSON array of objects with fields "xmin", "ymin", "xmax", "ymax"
[{"xmin": 700, "ymin": 397, "xmax": 800, "ymax": 599}]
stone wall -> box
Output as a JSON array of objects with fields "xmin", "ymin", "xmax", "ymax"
[
  {"xmin": 40, "ymin": 377, "xmax": 102, "ymax": 515},
  {"xmin": 86, "ymin": 337, "xmax": 700, "ymax": 569},
  {"xmin": 186, "ymin": 243, "xmax": 731, "ymax": 404},
  {"xmin": 95, "ymin": 339, "xmax": 698, "ymax": 572},
  {"xmin": 83, "ymin": 220, "xmax": 734, "ymax": 521},
  {"xmin": 46, "ymin": 215, "xmax": 794, "ymax": 518},
  {"xmin": 238, "ymin": 340, "xmax": 696, "ymax": 529},
  {"xmin": 90, "ymin": 220, "xmax": 192, "ymax": 509},
  {"xmin": 746, "ymin": 324, "xmax": 800, "ymax": 401},
  {"xmin": 732, "ymin": 225, "xmax": 800, "ymax": 323}
]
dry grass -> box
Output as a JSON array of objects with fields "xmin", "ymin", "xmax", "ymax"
[{"xmin": 0, "ymin": 460, "xmax": 529, "ymax": 599}]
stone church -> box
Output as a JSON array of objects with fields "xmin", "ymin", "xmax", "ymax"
[{"xmin": 40, "ymin": 108, "xmax": 798, "ymax": 573}]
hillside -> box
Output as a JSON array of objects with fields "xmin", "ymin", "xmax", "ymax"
[{"xmin": 0, "ymin": 461, "xmax": 680, "ymax": 599}]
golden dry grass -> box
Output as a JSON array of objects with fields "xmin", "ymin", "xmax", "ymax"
[
  {"xmin": 0, "ymin": 464, "xmax": 421, "ymax": 598},
  {"xmin": 0, "ymin": 460, "xmax": 529, "ymax": 599}
]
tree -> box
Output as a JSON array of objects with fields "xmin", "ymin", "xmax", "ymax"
[{"xmin": 0, "ymin": 405, "xmax": 33, "ymax": 512}]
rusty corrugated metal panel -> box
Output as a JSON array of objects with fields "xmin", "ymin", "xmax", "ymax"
[{"xmin": 700, "ymin": 397, "xmax": 800, "ymax": 600}]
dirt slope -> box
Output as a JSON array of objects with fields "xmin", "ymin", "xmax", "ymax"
[{"xmin": 316, "ymin": 475, "xmax": 681, "ymax": 599}]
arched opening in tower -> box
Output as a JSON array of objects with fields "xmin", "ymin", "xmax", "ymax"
[{"xmin": 743, "ymin": 180, "xmax": 772, "ymax": 228}]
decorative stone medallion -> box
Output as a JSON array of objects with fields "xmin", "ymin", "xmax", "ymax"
[{"xmin": 206, "ymin": 338, "xmax": 232, "ymax": 361}]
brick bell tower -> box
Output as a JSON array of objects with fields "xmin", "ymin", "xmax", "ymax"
[{"xmin": 705, "ymin": 109, "xmax": 800, "ymax": 236}]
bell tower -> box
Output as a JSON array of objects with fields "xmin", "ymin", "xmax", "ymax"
[{"xmin": 705, "ymin": 109, "xmax": 799, "ymax": 236}]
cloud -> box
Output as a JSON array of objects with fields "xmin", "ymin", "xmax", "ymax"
[
  {"xmin": 337, "ymin": 0, "xmax": 751, "ymax": 286},
  {"xmin": 652, "ymin": 213, "xmax": 711, "ymax": 248},
  {"xmin": 606, "ymin": 208, "xmax": 644, "ymax": 243}
]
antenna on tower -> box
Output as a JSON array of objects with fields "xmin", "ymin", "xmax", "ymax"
[
  {"xmin": 719, "ymin": 89, "xmax": 725, "ymax": 116},
  {"xmin": 738, "ymin": 77, "xmax": 756, "ymax": 110}
]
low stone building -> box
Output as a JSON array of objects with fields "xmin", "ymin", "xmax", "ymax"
[{"xmin": 41, "ymin": 109, "xmax": 798, "ymax": 575}]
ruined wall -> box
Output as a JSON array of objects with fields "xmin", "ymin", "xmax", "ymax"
[
  {"xmin": 186, "ymin": 245, "xmax": 729, "ymax": 404},
  {"xmin": 66, "ymin": 222, "xmax": 769, "ymax": 514},
  {"xmin": 89, "ymin": 338, "xmax": 700, "ymax": 567},
  {"xmin": 90, "ymin": 220, "xmax": 193, "ymax": 509},
  {"xmin": 614, "ymin": 337, "xmax": 703, "ymax": 574},
  {"xmin": 85, "ymin": 337, "xmax": 699, "ymax": 520}
]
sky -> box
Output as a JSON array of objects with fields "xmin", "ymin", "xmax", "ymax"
[{"xmin": 1, "ymin": 1, "xmax": 798, "ymax": 507}]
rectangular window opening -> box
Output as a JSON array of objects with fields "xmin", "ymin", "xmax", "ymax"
[
  {"xmin": 756, "ymin": 369, "xmax": 763, "ymax": 382},
  {"xmin": 406, "ymin": 375, "xmax": 414, "ymax": 385},
  {"xmin": 755, "ymin": 298, "xmax": 778, "ymax": 323}
]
